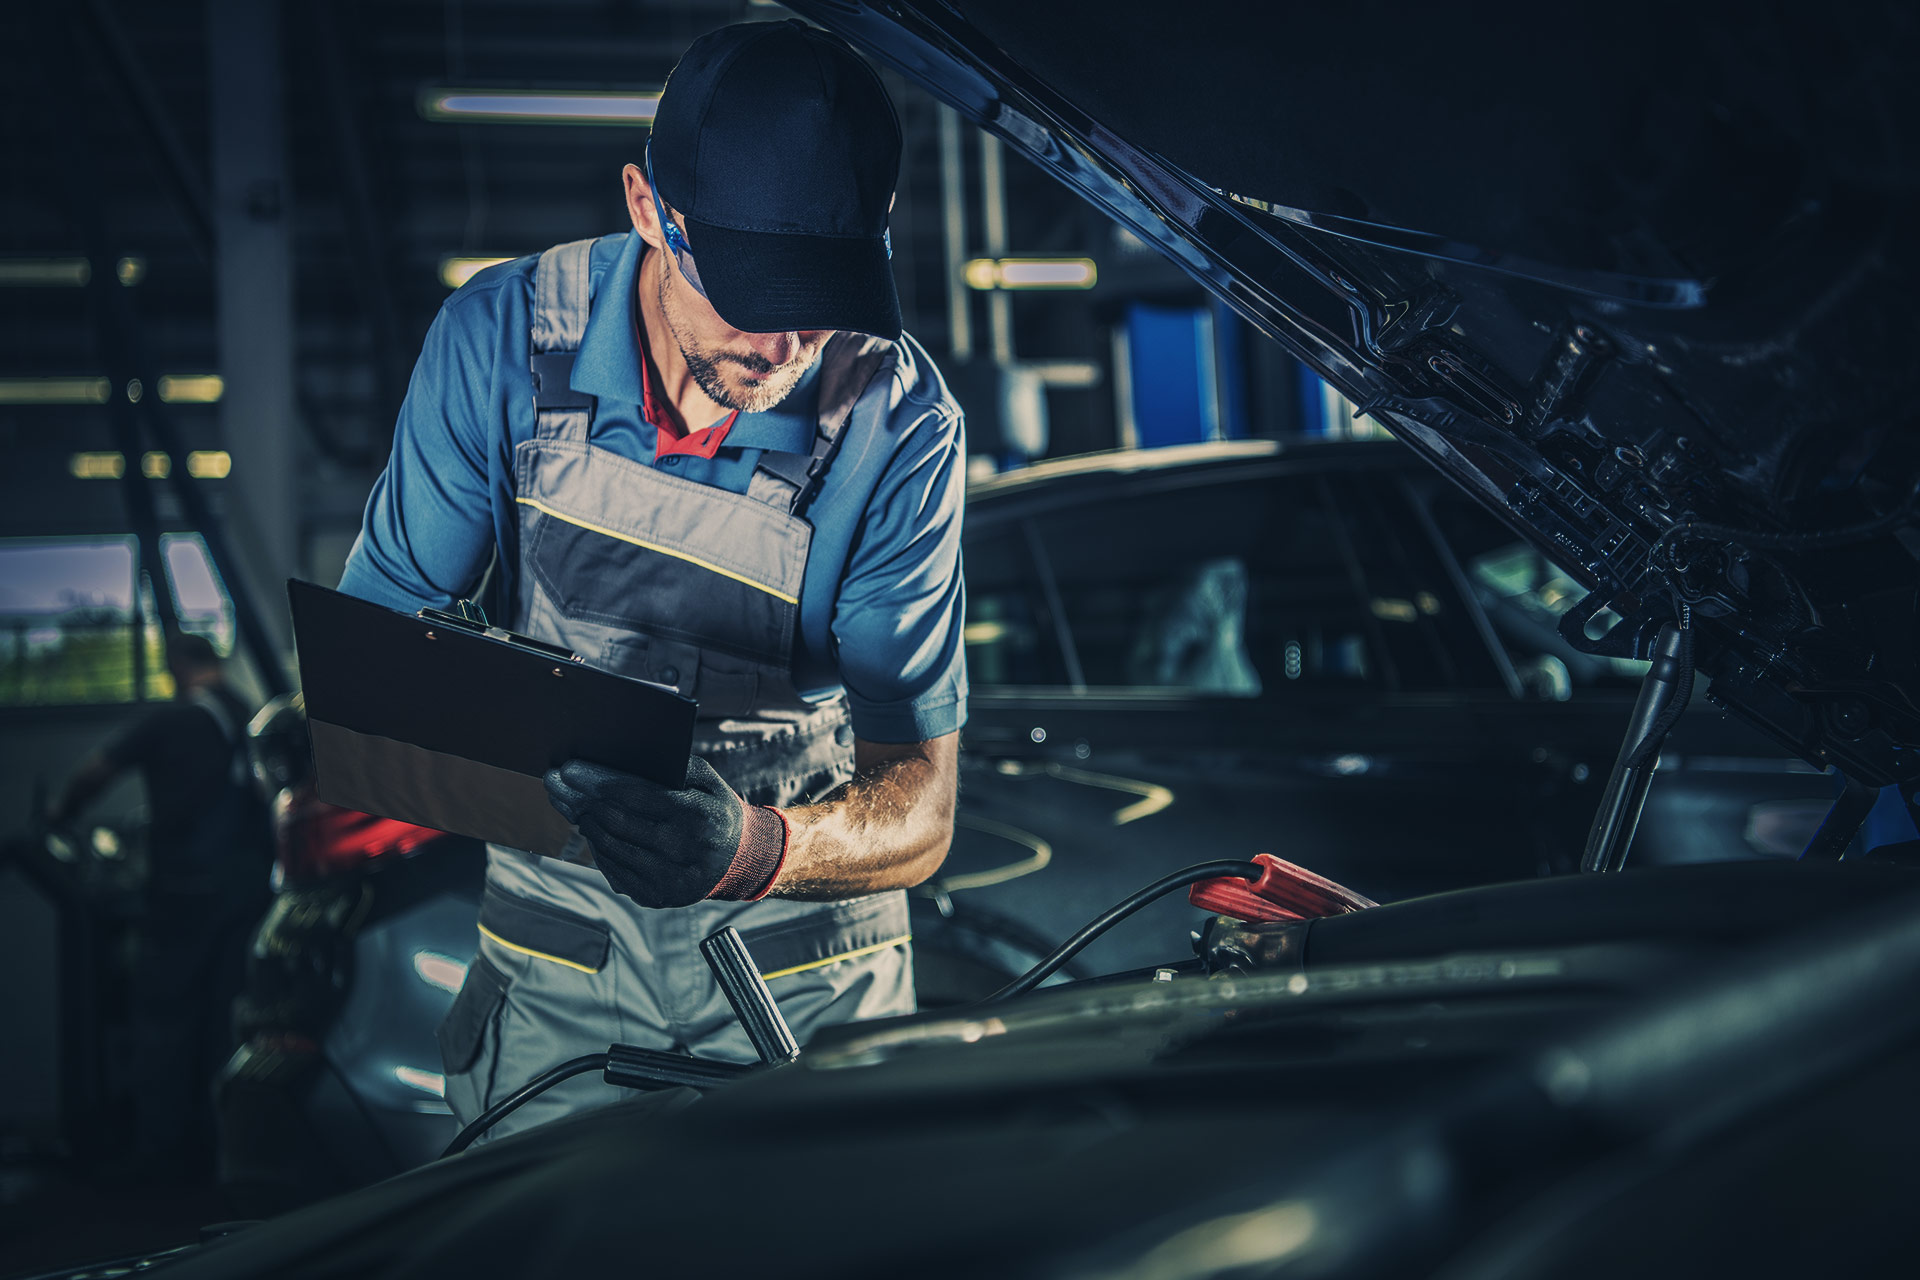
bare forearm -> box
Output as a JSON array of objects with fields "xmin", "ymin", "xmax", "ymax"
[{"xmin": 770, "ymin": 733, "xmax": 957, "ymax": 900}]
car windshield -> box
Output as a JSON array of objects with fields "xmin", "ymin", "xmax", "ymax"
[{"xmin": 967, "ymin": 467, "xmax": 1512, "ymax": 696}]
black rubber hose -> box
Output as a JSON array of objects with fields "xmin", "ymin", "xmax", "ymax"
[
  {"xmin": 441, "ymin": 1052, "xmax": 609, "ymax": 1157},
  {"xmin": 1650, "ymin": 481, "xmax": 1920, "ymax": 566},
  {"xmin": 979, "ymin": 860, "xmax": 1261, "ymax": 1005}
]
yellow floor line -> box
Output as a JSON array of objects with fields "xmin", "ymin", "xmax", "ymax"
[
  {"xmin": 936, "ymin": 814, "xmax": 1054, "ymax": 891},
  {"xmin": 1042, "ymin": 763, "xmax": 1176, "ymax": 825}
]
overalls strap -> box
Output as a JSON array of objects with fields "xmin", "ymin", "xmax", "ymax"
[
  {"xmin": 744, "ymin": 333, "xmax": 896, "ymax": 517},
  {"xmin": 530, "ymin": 236, "xmax": 607, "ymax": 443},
  {"xmin": 532, "ymin": 237, "xmax": 596, "ymax": 354}
]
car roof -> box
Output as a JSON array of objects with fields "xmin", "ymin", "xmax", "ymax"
[{"xmin": 965, "ymin": 438, "xmax": 1415, "ymax": 506}]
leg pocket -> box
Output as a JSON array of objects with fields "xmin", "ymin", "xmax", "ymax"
[
  {"xmin": 737, "ymin": 892, "xmax": 912, "ymax": 984},
  {"xmin": 477, "ymin": 889, "xmax": 611, "ymax": 974},
  {"xmin": 437, "ymin": 952, "xmax": 511, "ymax": 1075},
  {"xmin": 734, "ymin": 893, "xmax": 916, "ymax": 1048},
  {"xmin": 449, "ymin": 887, "xmax": 638, "ymax": 1138}
]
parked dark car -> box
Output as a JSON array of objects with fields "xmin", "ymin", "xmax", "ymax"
[
  {"xmin": 47, "ymin": 1, "xmax": 1920, "ymax": 1276},
  {"xmin": 913, "ymin": 439, "xmax": 1835, "ymax": 994}
]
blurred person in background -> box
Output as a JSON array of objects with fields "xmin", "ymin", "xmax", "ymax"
[{"xmin": 49, "ymin": 631, "xmax": 274, "ymax": 1175}]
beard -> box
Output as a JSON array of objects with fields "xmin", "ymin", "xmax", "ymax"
[{"xmin": 658, "ymin": 266, "xmax": 820, "ymax": 413}]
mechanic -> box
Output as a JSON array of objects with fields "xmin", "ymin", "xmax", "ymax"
[
  {"xmin": 338, "ymin": 20, "xmax": 965, "ymax": 1139},
  {"xmin": 49, "ymin": 631, "xmax": 272, "ymax": 1172}
]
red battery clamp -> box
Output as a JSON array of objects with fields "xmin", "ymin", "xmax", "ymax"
[{"xmin": 1189, "ymin": 853, "xmax": 1377, "ymax": 923}]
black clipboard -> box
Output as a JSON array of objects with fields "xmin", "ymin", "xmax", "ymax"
[{"xmin": 288, "ymin": 579, "xmax": 697, "ymax": 857}]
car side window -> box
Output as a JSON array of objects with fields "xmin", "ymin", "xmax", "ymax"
[
  {"xmin": 1028, "ymin": 474, "xmax": 1397, "ymax": 693},
  {"xmin": 962, "ymin": 527, "xmax": 1074, "ymax": 687},
  {"xmin": 1427, "ymin": 494, "xmax": 1649, "ymax": 693},
  {"xmin": 1320, "ymin": 473, "xmax": 1511, "ymax": 694}
]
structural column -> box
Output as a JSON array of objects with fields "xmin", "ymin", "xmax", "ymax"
[
  {"xmin": 937, "ymin": 105, "xmax": 972, "ymax": 362},
  {"xmin": 207, "ymin": 0, "xmax": 299, "ymax": 651}
]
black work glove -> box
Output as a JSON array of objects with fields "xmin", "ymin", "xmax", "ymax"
[{"xmin": 544, "ymin": 755, "xmax": 790, "ymax": 908}]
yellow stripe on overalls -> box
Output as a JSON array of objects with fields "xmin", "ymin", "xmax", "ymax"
[
  {"xmin": 759, "ymin": 933, "xmax": 912, "ymax": 981},
  {"xmin": 477, "ymin": 923, "xmax": 603, "ymax": 974},
  {"xmin": 515, "ymin": 496, "xmax": 800, "ymax": 604}
]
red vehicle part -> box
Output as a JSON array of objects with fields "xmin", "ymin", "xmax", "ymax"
[
  {"xmin": 274, "ymin": 786, "xmax": 446, "ymax": 882},
  {"xmin": 1189, "ymin": 852, "xmax": 1377, "ymax": 923}
]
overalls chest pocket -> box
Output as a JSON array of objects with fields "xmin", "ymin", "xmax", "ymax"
[{"xmin": 524, "ymin": 501, "xmax": 801, "ymax": 669}]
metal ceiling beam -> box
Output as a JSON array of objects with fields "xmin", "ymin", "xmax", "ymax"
[
  {"xmin": 73, "ymin": 1, "xmax": 374, "ymax": 480},
  {"xmin": 208, "ymin": 0, "xmax": 300, "ymax": 660},
  {"xmin": 938, "ymin": 105, "xmax": 972, "ymax": 361},
  {"xmin": 75, "ymin": 0, "xmax": 216, "ymax": 260},
  {"xmin": 304, "ymin": 0, "xmax": 408, "ymax": 461}
]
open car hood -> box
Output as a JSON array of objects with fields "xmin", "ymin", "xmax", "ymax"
[{"xmin": 793, "ymin": 0, "xmax": 1920, "ymax": 787}]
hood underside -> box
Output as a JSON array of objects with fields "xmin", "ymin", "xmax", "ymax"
[{"xmin": 795, "ymin": 0, "xmax": 1920, "ymax": 785}]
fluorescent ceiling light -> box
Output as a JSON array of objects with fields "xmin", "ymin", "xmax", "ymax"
[
  {"xmin": 186, "ymin": 450, "xmax": 232, "ymax": 479},
  {"xmin": 157, "ymin": 374, "xmax": 224, "ymax": 404},
  {"xmin": 0, "ymin": 256, "xmax": 145, "ymax": 287},
  {"xmin": 963, "ymin": 257, "xmax": 1098, "ymax": 290},
  {"xmin": 0, "ymin": 375, "xmax": 221, "ymax": 405},
  {"xmin": 0, "ymin": 258, "xmax": 89, "ymax": 287},
  {"xmin": 440, "ymin": 256, "xmax": 512, "ymax": 289},
  {"xmin": 67, "ymin": 450, "xmax": 231, "ymax": 481},
  {"xmin": 70, "ymin": 452, "xmax": 125, "ymax": 479},
  {"xmin": 1, "ymin": 377, "xmax": 112, "ymax": 405},
  {"xmin": 420, "ymin": 88, "xmax": 659, "ymax": 126}
]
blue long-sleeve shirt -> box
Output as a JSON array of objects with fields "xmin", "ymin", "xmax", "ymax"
[{"xmin": 339, "ymin": 231, "xmax": 967, "ymax": 743}]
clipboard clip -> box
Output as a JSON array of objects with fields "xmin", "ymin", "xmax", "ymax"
[{"xmin": 417, "ymin": 598, "xmax": 587, "ymax": 666}]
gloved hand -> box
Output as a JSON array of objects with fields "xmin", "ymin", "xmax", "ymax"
[{"xmin": 544, "ymin": 755, "xmax": 790, "ymax": 908}]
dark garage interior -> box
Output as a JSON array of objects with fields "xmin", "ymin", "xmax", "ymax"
[{"xmin": 3, "ymin": 2, "xmax": 1920, "ymax": 1276}]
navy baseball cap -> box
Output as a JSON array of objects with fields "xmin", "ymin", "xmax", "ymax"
[{"xmin": 649, "ymin": 21, "xmax": 903, "ymax": 341}]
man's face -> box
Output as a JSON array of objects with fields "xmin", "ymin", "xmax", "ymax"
[{"xmin": 652, "ymin": 240, "xmax": 833, "ymax": 413}]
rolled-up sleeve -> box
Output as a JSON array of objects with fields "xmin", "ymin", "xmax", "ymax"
[
  {"xmin": 831, "ymin": 406, "xmax": 968, "ymax": 743},
  {"xmin": 338, "ymin": 288, "xmax": 503, "ymax": 613}
]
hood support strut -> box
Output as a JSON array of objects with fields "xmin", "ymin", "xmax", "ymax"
[{"xmin": 1582, "ymin": 622, "xmax": 1694, "ymax": 872}]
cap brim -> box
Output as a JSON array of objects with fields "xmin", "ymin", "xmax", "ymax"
[{"xmin": 684, "ymin": 218, "xmax": 902, "ymax": 341}]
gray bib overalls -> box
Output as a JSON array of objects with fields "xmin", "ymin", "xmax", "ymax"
[{"xmin": 437, "ymin": 236, "xmax": 916, "ymax": 1140}]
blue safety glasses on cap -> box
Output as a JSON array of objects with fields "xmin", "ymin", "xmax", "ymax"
[
  {"xmin": 646, "ymin": 139, "xmax": 713, "ymax": 302},
  {"xmin": 644, "ymin": 138, "xmax": 892, "ymax": 315}
]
